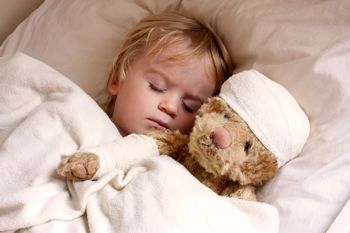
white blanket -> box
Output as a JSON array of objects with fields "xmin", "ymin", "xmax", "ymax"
[{"xmin": 0, "ymin": 53, "xmax": 279, "ymax": 233}]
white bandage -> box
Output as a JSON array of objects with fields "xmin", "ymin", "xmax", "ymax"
[{"xmin": 219, "ymin": 70, "xmax": 310, "ymax": 167}]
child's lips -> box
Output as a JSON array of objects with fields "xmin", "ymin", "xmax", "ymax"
[{"xmin": 147, "ymin": 118, "xmax": 169, "ymax": 130}]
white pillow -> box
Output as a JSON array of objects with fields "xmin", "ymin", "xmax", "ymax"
[{"xmin": 2, "ymin": 1, "xmax": 350, "ymax": 233}]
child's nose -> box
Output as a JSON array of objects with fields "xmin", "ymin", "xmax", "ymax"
[{"xmin": 158, "ymin": 99, "xmax": 178, "ymax": 118}]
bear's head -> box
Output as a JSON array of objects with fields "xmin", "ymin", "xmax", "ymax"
[
  {"xmin": 189, "ymin": 97, "xmax": 277, "ymax": 186},
  {"xmin": 188, "ymin": 69, "xmax": 310, "ymax": 187}
]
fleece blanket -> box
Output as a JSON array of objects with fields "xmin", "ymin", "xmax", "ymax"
[{"xmin": 0, "ymin": 52, "xmax": 279, "ymax": 233}]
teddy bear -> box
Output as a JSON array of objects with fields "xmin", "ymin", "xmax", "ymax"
[
  {"xmin": 57, "ymin": 69, "xmax": 310, "ymax": 201},
  {"xmin": 145, "ymin": 98, "xmax": 278, "ymax": 201}
]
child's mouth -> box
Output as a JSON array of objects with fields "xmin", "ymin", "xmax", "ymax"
[{"xmin": 147, "ymin": 118, "xmax": 169, "ymax": 130}]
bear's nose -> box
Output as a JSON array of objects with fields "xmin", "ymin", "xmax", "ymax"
[{"xmin": 210, "ymin": 127, "xmax": 231, "ymax": 149}]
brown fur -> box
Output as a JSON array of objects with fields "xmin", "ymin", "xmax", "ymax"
[
  {"xmin": 148, "ymin": 97, "xmax": 278, "ymax": 201},
  {"xmin": 57, "ymin": 152, "xmax": 99, "ymax": 181}
]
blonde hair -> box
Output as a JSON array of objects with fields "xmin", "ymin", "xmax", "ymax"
[{"xmin": 107, "ymin": 11, "xmax": 233, "ymax": 115}]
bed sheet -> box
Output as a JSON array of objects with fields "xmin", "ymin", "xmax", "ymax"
[{"xmin": 1, "ymin": 0, "xmax": 350, "ymax": 232}]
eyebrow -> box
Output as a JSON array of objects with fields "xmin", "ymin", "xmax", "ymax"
[{"xmin": 147, "ymin": 68, "xmax": 205, "ymax": 103}]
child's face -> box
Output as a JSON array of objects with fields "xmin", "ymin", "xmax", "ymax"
[{"xmin": 108, "ymin": 42, "xmax": 216, "ymax": 136}]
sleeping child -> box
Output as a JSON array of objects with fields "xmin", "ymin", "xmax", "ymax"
[{"xmin": 57, "ymin": 11, "xmax": 233, "ymax": 180}]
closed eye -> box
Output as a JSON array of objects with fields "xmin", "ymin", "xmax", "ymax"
[
  {"xmin": 182, "ymin": 99, "xmax": 201, "ymax": 114},
  {"xmin": 183, "ymin": 103, "xmax": 195, "ymax": 113},
  {"xmin": 149, "ymin": 83, "xmax": 165, "ymax": 93}
]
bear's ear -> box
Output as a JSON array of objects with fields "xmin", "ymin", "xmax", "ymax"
[{"xmin": 197, "ymin": 97, "xmax": 228, "ymax": 117}]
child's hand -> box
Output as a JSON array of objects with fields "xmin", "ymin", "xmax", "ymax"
[{"xmin": 57, "ymin": 152, "xmax": 100, "ymax": 181}]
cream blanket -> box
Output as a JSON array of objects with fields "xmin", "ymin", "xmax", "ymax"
[{"xmin": 0, "ymin": 53, "xmax": 279, "ymax": 233}]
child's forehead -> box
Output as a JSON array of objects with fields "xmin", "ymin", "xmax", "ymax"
[
  {"xmin": 149, "ymin": 40, "xmax": 209, "ymax": 67},
  {"xmin": 137, "ymin": 40, "xmax": 218, "ymax": 88},
  {"xmin": 146, "ymin": 39, "xmax": 191, "ymax": 59}
]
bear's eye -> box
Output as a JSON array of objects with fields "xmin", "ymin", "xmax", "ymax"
[
  {"xmin": 223, "ymin": 112, "xmax": 230, "ymax": 119},
  {"xmin": 244, "ymin": 141, "xmax": 252, "ymax": 154}
]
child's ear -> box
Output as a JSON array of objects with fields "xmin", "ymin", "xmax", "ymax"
[{"xmin": 107, "ymin": 77, "xmax": 119, "ymax": 95}]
